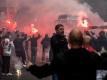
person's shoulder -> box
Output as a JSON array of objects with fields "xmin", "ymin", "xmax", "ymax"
[
  {"xmin": 51, "ymin": 33, "xmax": 56, "ymax": 38},
  {"xmin": 50, "ymin": 34, "xmax": 57, "ymax": 40},
  {"xmin": 63, "ymin": 49, "xmax": 73, "ymax": 57},
  {"xmin": 81, "ymin": 48, "xmax": 91, "ymax": 53}
]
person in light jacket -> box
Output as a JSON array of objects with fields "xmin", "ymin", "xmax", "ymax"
[{"xmin": 1, "ymin": 34, "xmax": 14, "ymax": 76}]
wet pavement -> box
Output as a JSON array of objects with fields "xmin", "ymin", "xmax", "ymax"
[
  {"xmin": 0, "ymin": 57, "xmax": 52, "ymax": 80},
  {"xmin": 0, "ymin": 65, "xmax": 52, "ymax": 80},
  {"xmin": 0, "ymin": 68, "xmax": 52, "ymax": 80}
]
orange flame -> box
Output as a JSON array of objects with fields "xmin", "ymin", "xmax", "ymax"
[
  {"xmin": 31, "ymin": 24, "xmax": 38, "ymax": 34},
  {"xmin": 82, "ymin": 18, "xmax": 88, "ymax": 28},
  {"xmin": 6, "ymin": 20, "xmax": 17, "ymax": 31}
]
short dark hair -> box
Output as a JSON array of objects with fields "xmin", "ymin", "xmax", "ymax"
[
  {"xmin": 68, "ymin": 29, "xmax": 83, "ymax": 46},
  {"xmin": 55, "ymin": 24, "xmax": 64, "ymax": 31}
]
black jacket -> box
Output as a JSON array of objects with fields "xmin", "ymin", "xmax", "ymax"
[
  {"xmin": 50, "ymin": 34, "xmax": 68, "ymax": 60},
  {"xmin": 27, "ymin": 48, "xmax": 102, "ymax": 80}
]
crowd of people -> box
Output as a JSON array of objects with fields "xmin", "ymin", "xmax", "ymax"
[
  {"xmin": 0, "ymin": 28, "xmax": 48, "ymax": 76},
  {"xmin": 25, "ymin": 24, "xmax": 107, "ymax": 80},
  {"xmin": 0, "ymin": 24, "xmax": 107, "ymax": 80}
]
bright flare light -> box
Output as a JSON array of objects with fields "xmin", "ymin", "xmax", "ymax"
[
  {"xmin": 82, "ymin": 18, "xmax": 88, "ymax": 28},
  {"xmin": 6, "ymin": 20, "xmax": 11, "ymax": 24},
  {"xmin": 31, "ymin": 24, "xmax": 38, "ymax": 34},
  {"xmin": 15, "ymin": 60, "xmax": 23, "ymax": 78},
  {"xmin": 16, "ymin": 69, "xmax": 22, "ymax": 78}
]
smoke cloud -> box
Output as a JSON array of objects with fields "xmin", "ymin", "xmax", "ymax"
[
  {"xmin": 3, "ymin": 0, "xmax": 105, "ymax": 64},
  {"xmin": 6, "ymin": 0, "xmax": 104, "ymax": 36}
]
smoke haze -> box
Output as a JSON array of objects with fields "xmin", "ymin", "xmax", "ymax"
[{"xmin": 6, "ymin": 0, "xmax": 104, "ymax": 36}]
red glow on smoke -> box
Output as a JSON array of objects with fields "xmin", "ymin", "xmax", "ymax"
[
  {"xmin": 6, "ymin": 20, "xmax": 11, "ymax": 24},
  {"xmin": 31, "ymin": 26, "xmax": 38, "ymax": 34},
  {"xmin": 30, "ymin": 24, "xmax": 38, "ymax": 34},
  {"xmin": 6, "ymin": 20, "xmax": 17, "ymax": 31}
]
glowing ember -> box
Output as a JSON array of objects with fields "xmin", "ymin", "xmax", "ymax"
[
  {"xmin": 82, "ymin": 18, "xmax": 88, "ymax": 28},
  {"xmin": 31, "ymin": 26, "xmax": 38, "ymax": 34},
  {"xmin": 15, "ymin": 60, "xmax": 23, "ymax": 78},
  {"xmin": 6, "ymin": 20, "xmax": 11, "ymax": 24},
  {"xmin": 16, "ymin": 69, "xmax": 22, "ymax": 77}
]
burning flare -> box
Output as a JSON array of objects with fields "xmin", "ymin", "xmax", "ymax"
[
  {"xmin": 6, "ymin": 20, "xmax": 11, "ymax": 24},
  {"xmin": 16, "ymin": 69, "xmax": 22, "ymax": 78},
  {"xmin": 31, "ymin": 24, "xmax": 38, "ymax": 34},
  {"xmin": 82, "ymin": 18, "xmax": 88, "ymax": 28}
]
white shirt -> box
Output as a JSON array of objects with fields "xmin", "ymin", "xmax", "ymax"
[{"xmin": 3, "ymin": 38, "xmax": 14, "ymax": 56}]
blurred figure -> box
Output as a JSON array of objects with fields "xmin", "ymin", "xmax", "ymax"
[
  {"xmin": 28, "ymin": 33, "xmax": 41, "ymax": 64},
  {"xmin": 50, "ymin": 24, "xmax": 68, "ymax": 61},
  {"xmin": 1, "ymin": 33, "xmax": 14, "ymax": 76},
  {"xmin": 50, "ymin": 24, "xmax": 68, "ymax": 80},
  {"xmin": 13, "ymin": 33, "xmax": 26, "ymax": 65},
  {"xmin": 23, "ymin": 34, "xmax": 30, "ymax": 62},
  {"xmin": 0, "ymin": 31, "xmax": 3, "ymax": 55},
  {"xmin": 85, "ymin": 31, "xmax": 99, "ymax": 51},
  {"xmin": 83, "ymin": 34, "xmax": 102, "ymax": 69},
  {"xmin": 0, "ymin": 31, "xmax": 3, "ymax": 66},
  {"xmin": 97, "ymin": 31, "xmax": 107, "ymax": 52},
  {"xmin": 83, "ymin": 35, "xmax": 98, "ymax": 54},
  {"xmin": 41, "ymin": 34, "xmax": 50, "ymax": 62},
  {"xmin": 103, "ymin": 73, "xmax": 107, "ymax": 80}
]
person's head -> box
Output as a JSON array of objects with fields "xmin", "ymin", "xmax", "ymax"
[
  {"xmin": 4, "ymin": 32, "xmax": 12, "ymax": 39},
  {"xmin": 4, "ymin": 38, "xmax": 10, "ymax": 45},
  {"xmin": 16, "ymin": 34, "xmax": 20, "ymax": 38},
  {"xmin": 32, "ymin": 34, "xmax": 35, "ymax": 37},
  {"xmin": 83, "ymin": 35, "xmax": 91, "ymax": 46},
  {"xmin": 99, "ymin": 30, "xmax": 105, "ymax": 37},
  {"xmin": 55, "ymin": 24, "xmax": 64, "ymax": 35},
  {"xmin": 45, "ymin": 34, "xmax": 49, "ymax": 38},
  {"xmin": 68, "ymin": 28, "xmax": 83, "ymax": 48}
]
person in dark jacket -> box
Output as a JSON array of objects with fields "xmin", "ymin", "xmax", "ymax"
[
  {"xmin": 41, "ymin": 34, "xmax": 50, "ymax": 62},
  {"xmin": 50, "ymin": 24, "xmax": 68, "ymax": 80},
  {"xmin": 13, "ymin": 34, "xmax": 26, "ymax": 65},
  {"xmin": 97, "ymin": 31, "xmax": 107, "ymax": 52},
  {"xmin": 50, "ymin": 24, "xmax": 68, "ymax": 61},
  {"xmin": 26, "ymin": 28, "xmax": 102, "ymax": 80},
  {"xmin": 28, "ymin": 33, "xmax": 41, "ymax": 64}
]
